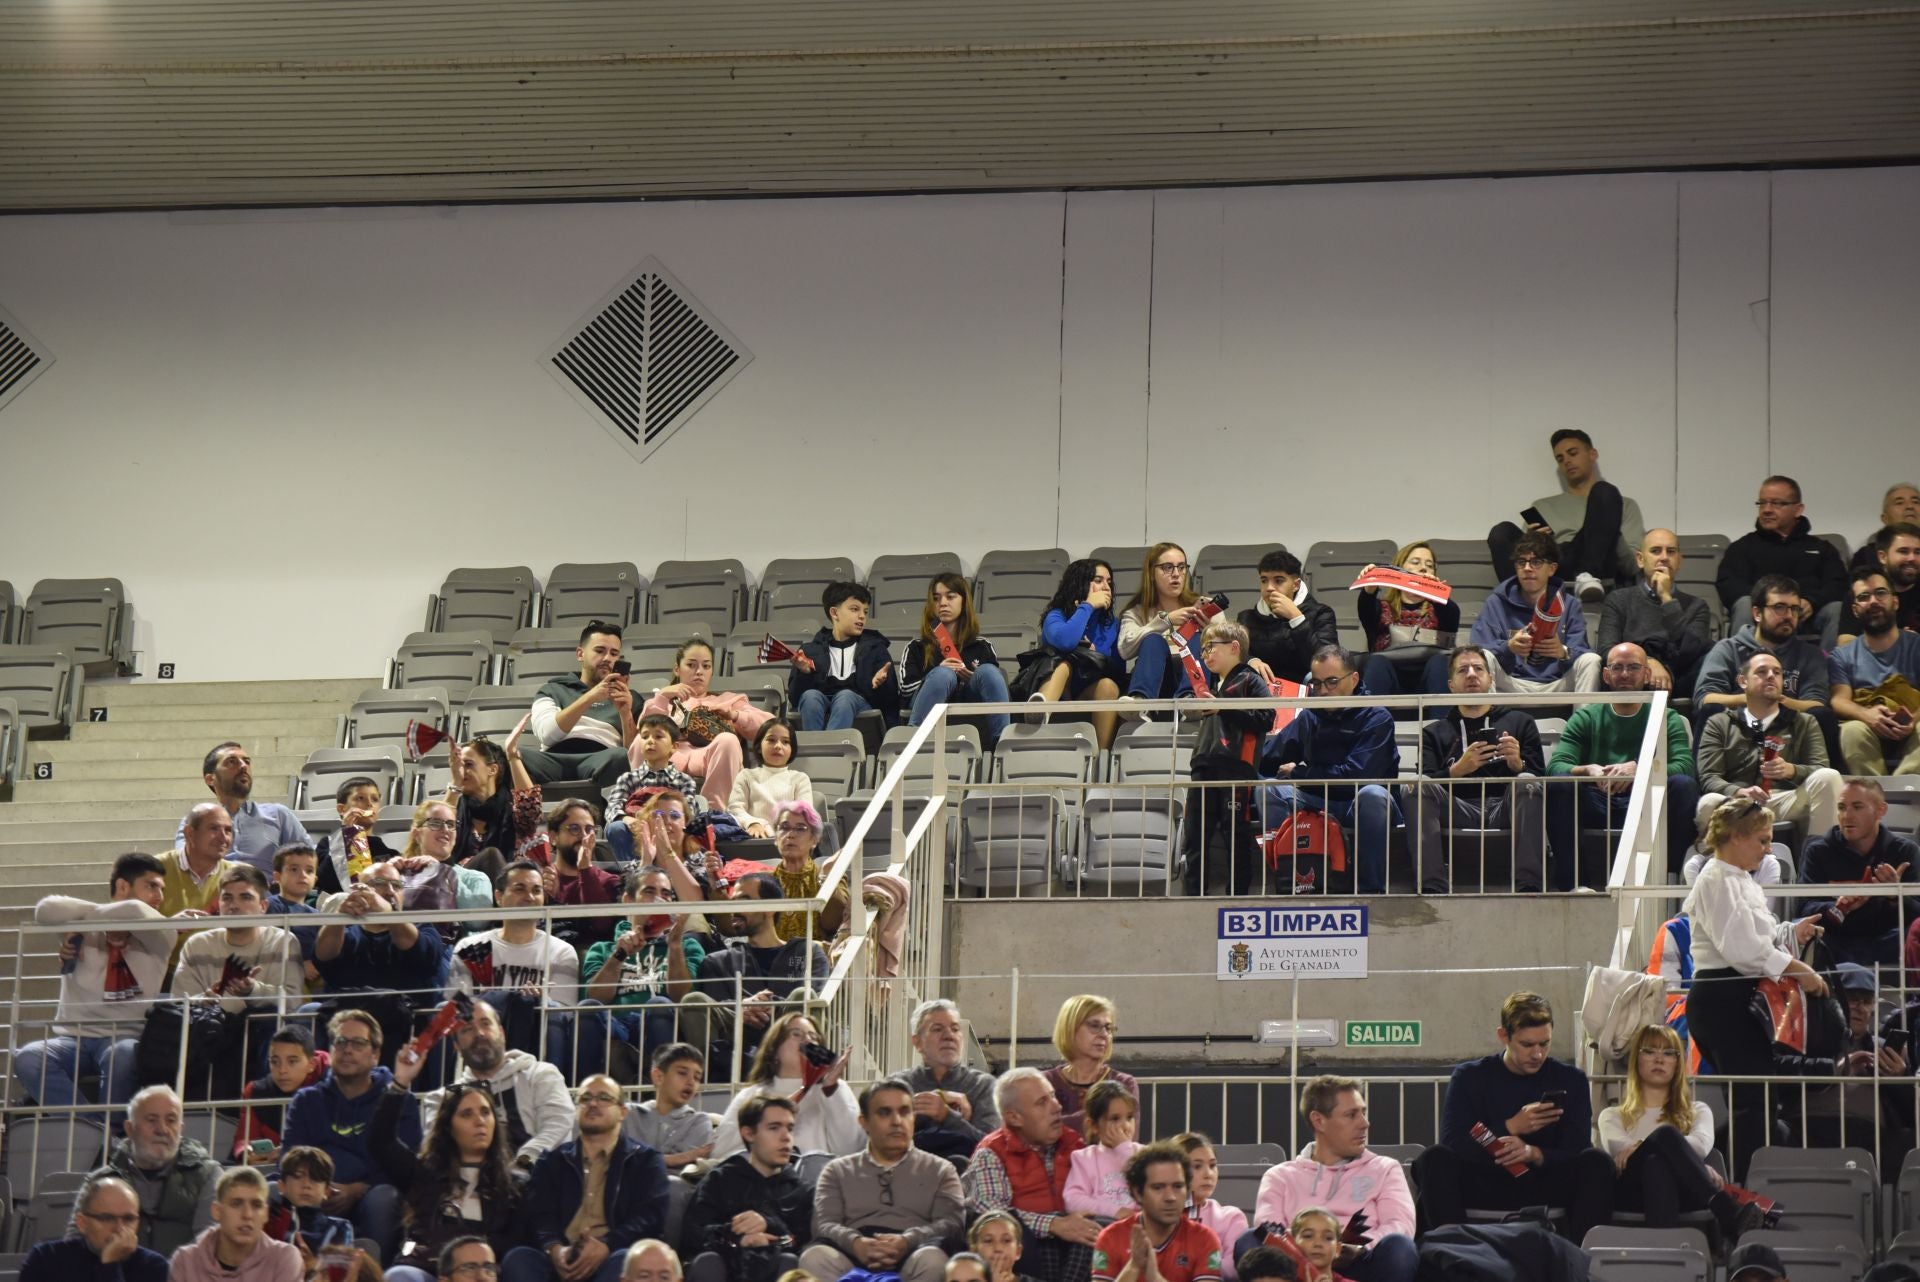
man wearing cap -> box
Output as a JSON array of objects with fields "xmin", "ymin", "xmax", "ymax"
[
  {"xmin": 1728, "ymin": 1241, "xmax": 1789, "ymax": 1282},
  {"xmin": 1808, "ymin": 962, "xmax": 1914, "ymax": 1162}
]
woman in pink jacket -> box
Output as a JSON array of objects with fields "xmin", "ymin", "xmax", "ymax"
[{"xmin": 637, "ymin": 637, "xmax": 773, "ymax": 810}]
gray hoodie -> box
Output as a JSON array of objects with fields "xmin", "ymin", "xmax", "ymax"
[{"xmin": 1694, "ymin": 623, "xmax": 1831, "ymax": 706}]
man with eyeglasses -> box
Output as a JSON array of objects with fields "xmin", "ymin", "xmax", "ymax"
[
  {"xmin": 1597, "ymin": 529, "xmax": 1714, "ymax": 698},
  {"xmin": 1413, "ymin": 646, "xmax": 1548, "ymax": 895},
  {"xmin": 1467, "ymin": 532, "xmax": 1602, "ymax": 695},
  {"xmin": 23, "ymin": 1173, "xmax": 168, "ymax": 1282},
  {"xmin": 1717, "ymin": 475, "xmax": 1850, "ymax": 649},
  {"xmin": 682, "ymin": 1094, "xmax": 810, "ymax": 1282},
  {"xmin": 312, "ymin": 857, "xmax": 450, "ymax": 1005},
  {"xmin": 801, "ymin": 1079, "xmax": 965, "ymax": 1282},
  {"xmin": 1830, "ymin": 570, "xmax": 1920, "ymax": 776},
  {"xmin": 439, "ymin": 1238, "xmax": 500, "ymax": 1282},
  {"xmin": 282, "ymin": 1010, "xmax": 419, "ymax": 1262},
  {"xmin": 1259, "ymin": 645, "xmax": 1401, "ymax": 895},
  {"xmin": 88, "ymin": 1085, "xmax": 221, "ymax": 1256},
  {"xmin": 1545, "ymin": 643, "xmax": 1700, "ymax": 890},
  {"xmin": 508, "ymin": 1076, "xmax": 670, "ymax": 1282},
  {"xmin": 1693, "ymin": 651, "xmax": 1844, "ymax": 853},
  {"xmin": 1694, "ymin": 573, "xmax": 1838, "ymax": 754}
]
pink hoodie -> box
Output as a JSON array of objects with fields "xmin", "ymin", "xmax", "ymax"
[
  {"xmin": 1064, "ymin": 1140, "xmax": 1141, "ymax": 1218},
  {"xmin": 1252, "ymin": 1147, "xmax": 1416, "ymax": 1241}
]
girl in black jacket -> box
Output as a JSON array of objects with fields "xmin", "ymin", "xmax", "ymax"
[
  {"xmin": 375, "ymin": 1071, "xmax": 522, "ymax": 1282},
  {"xmin": 902, "ymin": 573, "xmax": 1009, "ymax": 745}
]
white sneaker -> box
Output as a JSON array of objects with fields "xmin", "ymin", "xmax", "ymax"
[
  {"xmin": 1024, "ymin": 692, "xmax": 1049, "ymax": 725},
  {"xmin": 1119, "ymin": 693, "xmax": 1145, "ymax": 721},
  {"xmin": 1574, "ymin": 572, "xmax": 1606, "ymax": 602}
]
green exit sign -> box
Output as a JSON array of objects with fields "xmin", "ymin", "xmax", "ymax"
[{"xmin": 1345, "ymin": 1020, "xmax": 1421, "ymax": 1047}]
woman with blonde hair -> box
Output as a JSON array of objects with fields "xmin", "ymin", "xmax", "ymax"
[
  {"xmin": 1117, "ymin": 541, "xmax": 1205, "ymax": 707},
  {"xmin": 1355, "ymin": 541, "xmax": 1460, "ymax": 695},
  {"xmin": 1597, "ymin": 1023, "xmax": 1766, "ymax": 1238},
  {"xmin": 1684, "ymin": 796, "xmax": 1866, "ymax": 1178},
  {"xmin": 1042, "ymin": 994, "xmax": 1138, "ymax": 1133}
]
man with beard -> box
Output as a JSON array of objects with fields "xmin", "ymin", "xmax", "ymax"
[
  {"xmin": 167, "ymin": 1167, "xmax": 301, "ymax": 1282},
  {"xmin": 507, "ymin": 1076, "xmax": 670, "ymax": 1282},
  {"xmin": 684, "ymin": 872, "xmax": 831, "ymax": 1064},
  {"xmin": 414, "ymin": 997, "xmax": 573, "ymax": 1173},
  {"xmin": 801, "ymin": 1080, "xmax": 965, "ymax": 1282},
  {"xmin": 526, "ymin": 622, "xmax": 637, "ymax": 790},
  {"xmin": 1831, "ymin": 570, "xmax": 1920, "ymax": 776},
  {"xmin": 901, "ymin": 999, "xmax": 1001, "ymax": 1163},
  {"xmin": 1693, "ymin": 574, "xmax": 1837, "ymax": 753},
  {"xmin": 22, "ymin": 1174, "xmax": 168, "ymax": 1282},
  {"xmin": 1873, "ymin": 522, "xmax": 1920, "ymax": 633},
  {"xmin": 88, "ymin": 1085, "xmax": 221, "ymax": 1255},
  {"xmin": 1413, "ymin": 646, "xmax": 1547, "ymax": 895},
  {"xmin": 458, "ymin": 859, "xmax": 581, "ymax": 1066},
  {"xmin": 174, "ymin": 742, "xmax": 310, "ymax": 873},
  {"xmin": 544, "ymin": 799, "xmax": 625, "ymax": 952},
  {"xmin": 682, "ymin": 1094, "xmax": 810, "ymax": 1282}
]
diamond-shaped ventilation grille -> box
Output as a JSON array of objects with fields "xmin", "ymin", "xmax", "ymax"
[
  {"xmin": 0, "ymin": 306, "xmax": 52, "ymax": 412},
  {"xmin": 545, "ymin": 258, "xmax": 750, "ymax": 461}
]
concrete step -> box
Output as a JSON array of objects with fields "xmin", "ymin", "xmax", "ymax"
[
  {"xmin": 0, "ymin": 819, "xmax": 177, "ymax": 844},
  {"xmin": 0, "ymin": 798, "xmax": 212, "ymax": 825},
  {"xmin": 30, "ymin": 737, "xmax": 329, "ymax": 764},
  {"xmin": 10, "ymin": 775, "xmax": 291, "ymax": 804},
  {"xmin": 15, "ymin": 754, "xmax": 309, "ymax": 784},
  {"xmin": 90, "ymin": 678, "xmax": 378, "ymax": 708},
  {"xmin": 71, "ymin": 716, "xmax": 341, "ymax": 744},
  {"xmin": 81, "ymin": 700, "xmax": 351, "ymax": 727},
  {"xmin": 0, "ymin": 838, "xmax": 171, "ymax": 865},
  {"xmin": 0, "ymin": 866, "xmax": 116, "ymax": 897}
]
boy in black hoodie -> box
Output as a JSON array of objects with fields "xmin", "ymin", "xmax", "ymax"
[
  {"xmin": 1183, "ymin": 619, "xmax": 1274, "ymax": 895},
  {"xmin": 788, "ymin": 581, "xmax": 901, "ymax": 731},
  {"xmin": 682, "ymin": 1094, "xmax": 811, "ymax": 1282}
]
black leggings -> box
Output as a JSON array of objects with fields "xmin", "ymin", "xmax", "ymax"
[
  {"xmin": 1686, "ymin": 968, "xmax": 1774, "ymax": 1180},
  {"xmin": 1488, "ymin": 480, "xmax": 1626, "ymax": 582},
  {"xmin": 1616, "ymin": 1124, "xmax": 1718, "ymax": 1226}
]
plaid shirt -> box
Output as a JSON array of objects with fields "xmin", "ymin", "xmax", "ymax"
[{"xmin": 963, "ymin": 1142, "xmax": 1093, "ymax": 1281}]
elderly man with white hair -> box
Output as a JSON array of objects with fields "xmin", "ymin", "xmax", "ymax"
[
  {"xmin": 900, "ymin": 999, "xmax": 1001, "ymax": 1164},
  {"xmin": 962, "ymin": 1067, "xmax": 1100, "ymax": 1282},
  {"xmin": 87, "ymin": 1084, "xmax": 222, "ymax": 1255}
]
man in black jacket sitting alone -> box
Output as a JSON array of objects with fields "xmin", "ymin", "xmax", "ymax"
[
  {"xmin": 682, "ymin": 1094, "xmax": 811, "ymax": 1282},
  {"xmin": 1413, "ymin": 647, "xmax": 1548, "ymax": 896}
]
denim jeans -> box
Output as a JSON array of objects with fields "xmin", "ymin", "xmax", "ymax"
[
  {"xmin": 797, "ymin": 688, "xmax": 870, "ymax": 732},
  {"xmin": 1126, "ymin": 638, "xmax": 1192, "ymax": 701},
  {"xmin": 12, "ymin": 1034, "xmax": 140, "ymax": 1118},
  {"xmin": 349, "ymin": 1182, "xmax": 404, "ymax": 1265},
  {"xmin": 1259, "ymin": 782, "xmax": 1400, "ymax": 894},
  {"xmin": 1544, "ymin": 772, "xmax": 1700, "ymax": 891},
  {"xmin": 576, "ymin": 996, "xmax": 677, "ymax": 1078},
  {"xmin": 908, "ymin": 663, "xmax": 1011, "ymax": 744},
  {"xmin": 1342, "ymin": 1234, "xmax": 1420, "ymax": 1282}
]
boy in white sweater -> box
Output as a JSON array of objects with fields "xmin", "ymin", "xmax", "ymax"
[{"xmin": 171, "ymin": 866, "xmax": 303, "ymax": 1014}]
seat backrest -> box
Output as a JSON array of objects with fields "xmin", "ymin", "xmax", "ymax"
[
  {"xmin": 794, "ymin": 731, "xmax": 865, "ymax": 805},
  {"xmin": 460, "ymin": 685, "xmax": 546, "ymax": 741},
  {"xmin": 1212, "ymin": 1163, "xmax": 1266, "ymax": 1214},
  {"xmin": 2, "ymin": 1117, "xmax": 105, "ymax": 1200},
  {"xmin": 433, "ymin": 566, "xmax": 537, "ymax": 642},
  {"xmin": 1424, "ymin": 539, "xmax": 1500, "ymax": 592},
  {"xmin": 650, "ymin": 560, "xmax": 748, "ymax": 631},
  {"xmin": 758, "ymin": 558, "xmax": 859, "ymax": 615},
  {"xmin": 876, "ymin": 724, "xmax": 981, "ymax": 784},
  {"xmin": 394, "ymin": 631, "xmax": 493, "ymax": 699},
  {"xmin": 1197, "ymin": 542, "xmax": 1292, "ymax": 600},
  {"xmin": 975, "ymin": 549, "xmax": 1070, "ymax": 616},
  {"xmin": 347, "ymin": 687, "xmax": 449, "ymax": 751},
  {"xmin": 296, "ymin": 746, "xmax": 405, "ymax": 808},
  {"xmin": 504, "ymin": 627, "xmax": 592, "ymax": 687},
  {"xmin": 868, "ymin": 552, "xmax": 965, "ymax": 600},
  {"xmin": 996, "ymin": 724, "xmax": 1098, "ymax": 785},
  {"xmin": 1209, "ymin": 1142, "xmax": 1285, "ymax": 1165},
  {"xmin": 1089, "ymin": 547, "xmax": 1155, "ymax": 582},
  {"xmin": 0, "ymin": 645, "xmax": 76, "ymax": 729},
  {"xmin": 1730, "ymin": 1231, "xmax": 1864, "ymax": 1282},
  {"xmin": 0, "ymin": 580, "xmax": 16, "ymax": 643},
  {"xmin": 727, "ymin": 633, "xmax": 799, "ymax": 681},
  {"xmin": 542, "ymin": 562, "xmax": 647, "ymax": 630},
  {"xmin": 709, "ymin": 673, "xmax": 785, "ymax": 716},
  {"xmin": 764, "ymin": 583, "xmax": 829, "ymax": 635},
  {"xmin": 1302, "ymin": 540, "xmax": 1397, "ymax": 593},
  {"xmin": 22, "ymin": 578, "xmax": 128, "ymax": 668},
  {"xmin": 1111, "ymin": 743, "xmax": 1193, "ymax": 784},
  {"xmin": 1815, "ymin": 531, "xmax": 1851, "ymax": 561}
]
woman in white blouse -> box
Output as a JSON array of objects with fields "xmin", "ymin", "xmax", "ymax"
[
  {"xmin": 1682, "ymin": 796, "xmax": 1859, "ymax": 1178},
  {"xmin": 708, "ymin": 1010, "xmax": 862, "ymax": 1164},
  {"xmin": 1598, "ymin": 1023, "xmax": 1764, "ymax": 1238}
]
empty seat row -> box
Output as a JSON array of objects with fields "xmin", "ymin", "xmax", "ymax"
[{"xmin": 0, "ymin": 579, "xmax": 136, "ymax": 676}]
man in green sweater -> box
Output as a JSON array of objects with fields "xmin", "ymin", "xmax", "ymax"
[{"xmin": 1543, "ymin": 643, "xmax": 1699, "ymax": 890}]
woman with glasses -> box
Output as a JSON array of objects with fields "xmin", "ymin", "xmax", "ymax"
[
  {"xmin": 1117, "ymin": 542, "xmax": 1203, "ymax": 708},
  {"xmin": 375, "ymin": 1062, "xmax": 521, "ymax": 1282},
  {"xmin": 629, "ymin": 789, "xmax": 717, "ymax": 903},
  {"xmin": 903, "ymin": 574, "xmax": 1011, "ymax": 746},
  {"xmin": 728, "ymin": 720, "xmax": 817, "ymax": 839},
  {"xmin": 1042, "ymin": 994, "xmax": 1137, "ymax": 1133},
  {"xmin": 1024, "ymin": 559, "xmax": 1125, "ymax": 749},
  {"xmin": 708, "ymin": 1011, "xmax": 861, "ymax": 1165},
  {"xmin": 765, "ymin": 801, "xmax": 849, "ymax": 944},
  {"xmin": 1683, "ymin": 796, "xmax": 1864, "ymax": 1179},
  {"xmin": 1356, "ymin": 541, "xmax": 1460, "ymax": 696},
  {"xmin": 1598, "ymin": 1023, "xmax": 1766, "ymax": 1237},
  {"xmin": 397, "ymin": 800, "xmax": 498, "ymax": 911},
  {"xmin": 581, "ymin": 866, "xmax": 702, "ymax": 1079}
]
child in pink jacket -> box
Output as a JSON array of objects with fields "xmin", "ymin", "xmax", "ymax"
[{"xmin": 1063, "ymin": 1080, "xmax": 1141, "ymax": 1221}]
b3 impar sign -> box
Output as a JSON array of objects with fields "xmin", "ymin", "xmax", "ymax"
[{"xmin": 1217, "ymin": 906, "xmax": 1369, "ymax": 980}]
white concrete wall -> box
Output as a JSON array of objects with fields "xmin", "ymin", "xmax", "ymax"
[{"xmin": 1, "ymin": 166, "xmax": 1915, "ymax": 682}]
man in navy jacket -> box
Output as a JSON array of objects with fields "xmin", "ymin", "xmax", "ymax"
[
  {"xmin": 1413, "ymin": 992, "xmax": 1614, "ymax": 1242},
  {"xmin": 503, "ymin": 1075, "xmax": 670, "ymax": 1282},
  {"xmin": 1260, "ymin": 645, "xmax": 1400, "ymax": 894}
]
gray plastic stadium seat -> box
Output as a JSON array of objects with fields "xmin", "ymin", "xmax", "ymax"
[
  {"xmin": 995, "ymin": 723, "xmax": 1099, "ymax": 796},
  {"xmin": 620, "ymin": 624, "xmax": 714, "ymax": 690},
  {"xmin": 1, "ymin": 1117, "xmax": 104, "ymax": 1199},
  {"xmin": 792, "ymin": 730, "xmax": 866, "ymax": 808},
  {"xmin": 0, "ymin": 645, "xmax": 81, "ymax": 731},
  {"xmin": 1746, "ymin": 1146, "xmax": 1876, "ymax": 1248},
  {"xmin": 976, "ymin": 620, "xmax": 1038, "ymax": 684},
  {"xmin": 867, "ymin": 553, "xmax": 965, "ymax": 614},
  {"xmin": 1196, "ymin": 542, "xmax": 1291, "ymax": 603},
  {"xmin": 871, "ymin": 724, "xmax": 981, "ymax": 787},
  {"xmin": 1073, "ymin": 789, "xmax": 1180, "ymax": 892},
  {"xmin": 1090, "ymin": 547, "xmax": 1155, "ymax": 580},
  {"xmin": 1888, "ymin": 1227, "xmax": 1920, "ymax": 1269},
  {"xmin": 833, "ymin": 792, "xmax": 944, "ymax": 877},
  {"xmin": 428, "ymin": 566, "xmax": 537, "ymax": 644},
  {"xmin": 763, "ymin": 583, "xmax": 828, "ymax": 637},
  {"xmin": 726, "ymin": 634, "xmax": 795, "ymax": 683},
  {"xmin": 293, "ymin": 746, "xmax": 405, "ymax": 809},
  {"xmin": 757, "ymin": 558, "xmax": 858, "ymax": 618},
  {"xmin": 1815, "ymin": 532, "xmax": 1851, "ymax": 561},
  {"xmin": 0, "ymin": 695, "xmax": 17, "ymax": 793},
  {"xmin": 542, "ymin": 562, "xmax": 647, "ymax": 631},
  {"xmin": 22, "ymin": 578, "xmax": 135, "ymax": 675},
  {"xmin": 650, "ymin": 560, "xmax": 748, "ymax": 635},
  {"xmin": 0, "ymin": 580, "xmax": 15, "ymax": 643},
  {"xmin": 959, "ymin": 793, "xmax": 1059, "ymax": 894},
  {"xmin": 1211, "ymin": 1162, "xmax": 1266, "ymax": 1216},
  {"xmin": 504, "ymin": 627, "xmax": 591, "ymax": 687},
  {"xmin": 345, "ymin": 687, "xmax": 449, "ymax": 753},
  {"xmin": 1369, "ymin": 1142, "xmax": 1425, "ymax": 1166},
  {"xmin": 392, "ymin": 630, "xmax": 493, "ymax": 701},
  {"xmin": 1423, "ymin": 538, "xmax": 1499, "ymax": 628},
  {"xmin": 1303, "ymin": 540, "xmax": 1396, "ymax": 596},
  {"xmin": 1877, "ymin": 777, "xmax": 1920, "ymax": 837},
  {"xmin": 1581, "ymin": 1225, "xmax": 1709, "ymax": 1282},
  {"xmin": 460, "ymin": 685, "xmax": 545, "ymax": 741},
  {"xmin": 868, "ymin": 607, "xmax": 923, "ymax": 643},
  {"xmin": 1672, "ymin": 534, "xmax": 1730, "ymax": 638},
  {"xmin": 974, "ymin": 549, "xmax": 1069, "ymax": 618},
  {"xmin": 1727, "ymin": 1230, "xmax": 1863, "ymax": 1282},
  {"xmin": 1209, "ymin": 1143, "xmax": 1285, "ymax": 1165}
]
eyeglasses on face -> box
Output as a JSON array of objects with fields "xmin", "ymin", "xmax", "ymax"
[
  {"xmin": 1755, "ymin": 498, "xmax": 1800, "ymax": 508},
  {"xmin": 578, "ymin": 1091, "xmax": 622, "ymax": 1107},
  {"xmin": 80, "ymin": 1211, "xmax": 141, "ymax": 1228},
  {"xmin": 1605, "ymin": 662, "xmax": 1646, "ymax": 673},
  {"xmin": 1307, "ymin": 674, "xmax": 1352, "ymax": 692},
  {"xmin": 774, "ymin": 823, "xmax": 814, "ymax": 835},
  {"xmin": 450, "ymin": 1264, "xmax": 500, "ymax": 1278},
  {"xmin": 654, "ymin": 810, "xmax": 686, "ymax": 823},
  {"xmin": 1199, "ymin": 641, "xmax": 1226, "ymax": 653},
  {"xmin": 1512, "ymin": 557, "xmax": 1552, "ymax": 570},
  {"xmin": 417, "ymin": 819, "xmax": 458, "ymax": 832},
  {"xmin": 362, "ymin": 878, "xmax": 404, "ymax": 892},
  {"xmin": 558, "ymin": 822, "xmax": 597, "ymax": 836},
  {"xmin": 1153, "ymin": 562, "xmax": 1189, "ymax": 575},
  {"xmin": 331, "ymin": 1036, "xmax": 374, "ymax": 1051},
  {"xmin": 1854, "ymin": 588, "xmax": 1894, "ymax": 603}
]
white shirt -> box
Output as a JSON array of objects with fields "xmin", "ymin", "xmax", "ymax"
[
  {"xmin": 1681, "ymin": 846, "xmax": 1785, "ymax": 917},
  {"xmin": 473, "ymin": 929, "xmax": 581, "ymax": 1006},
  {"xmin": 1682, "ymin": 854, "xmax": 1798, "ymax": 978},
  {"xmin": 709, "ymin": 1075, "xmax": 862, "ymax": 1164},
  {"xmin": 1596, "ymin": 1100, "xmax": 1713, "ymax": 1159}
]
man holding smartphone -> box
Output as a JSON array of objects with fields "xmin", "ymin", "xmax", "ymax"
[
  {"xmin": 1412, "ymin": 647, "xmax": 1548, "ymax": 895},
  {"xmin": 524, "ymin": 622, "xmax": 637, "ymax": 791},
  {"xmin": 1486, "ymin": 429, "xmax": 1645, "ymax": 601},
  {"xmin": 1414, "ymin": 992, "xmax": 1614, "ymax": 1242}
]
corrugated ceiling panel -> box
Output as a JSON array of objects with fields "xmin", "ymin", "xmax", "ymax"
[{"xmin": 1, "ymin": 2, "xmax": 1916, "ymax": 209}]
